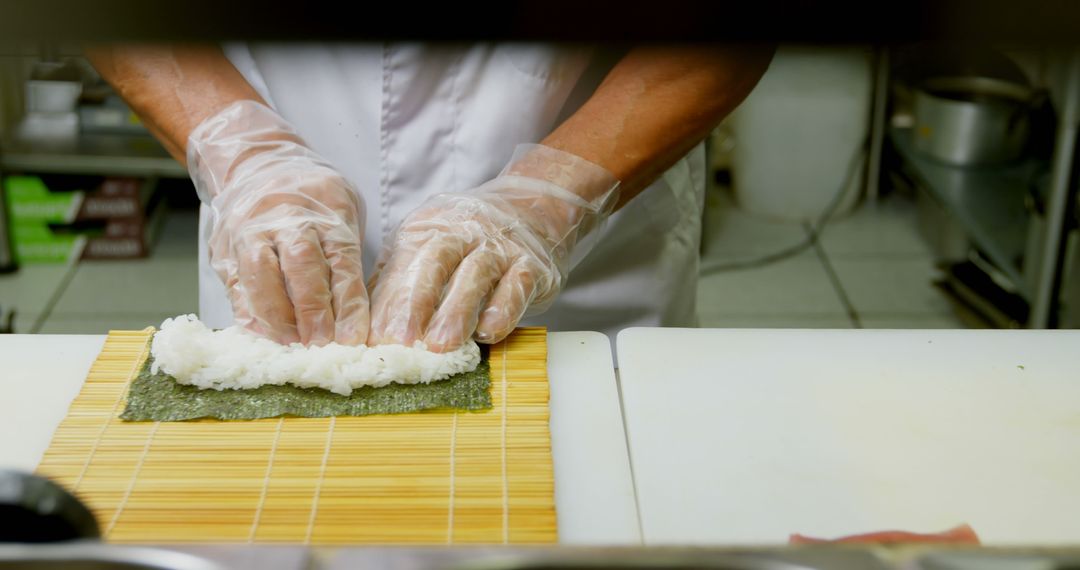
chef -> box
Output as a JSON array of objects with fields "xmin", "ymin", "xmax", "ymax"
[{"xmin": 86, "ymin": 43, "xmax": 773, "ymax": 351}]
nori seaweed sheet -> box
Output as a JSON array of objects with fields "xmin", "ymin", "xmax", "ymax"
[{"xmin": 120, "ymin": 348, "xmax": 492, "ymax": 422}]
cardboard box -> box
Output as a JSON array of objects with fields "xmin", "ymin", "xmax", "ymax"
[
  {"xmin": 81, "ymin": 203, "xmax": 167, "ymax": 260},
  {"xmin": 3, "ymin": 174, "xmax": 165, "ymax": 263},
  {"xmin": 5, "ymin": 174, "xmax": 148, "ymax": 223}
]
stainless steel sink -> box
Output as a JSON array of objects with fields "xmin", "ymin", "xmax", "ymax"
[
  {"xmin": 0, "ymin": 542, "xmax": 226, "ymax": 570},
  {"xmin": 7, "ymin": 543, "xmax": 1080, "ymax": 570},
  {"xmin": 912, "ymin": 550, "xmax": 1080, "ymax": 570},
  {"xmin": 0, "ymin": 542, "xmax": 309, "ymax": 570},
  {"xmin": 326, "ymin": 546, "xmax": 894, "ymax": 570}
]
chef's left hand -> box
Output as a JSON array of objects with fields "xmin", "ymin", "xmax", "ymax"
[{"xmin": 367, "ymin": 144, "xmax": 619, "ymax": 352}]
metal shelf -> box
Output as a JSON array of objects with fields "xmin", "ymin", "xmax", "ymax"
[
  {"xmin": 0, "ymin": 133, "xmax": 187, "ymax": 178},
  {"xmin": 889, "ymin": 126, "xmax": 1045, "ymax": 301}
]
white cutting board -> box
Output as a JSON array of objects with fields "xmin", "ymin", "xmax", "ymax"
[
  {"xmin": 616, "ymin": 327, "xmax": 1080, "ymax": 546},
  {"xmin": 0, "ymin": 335, "xmax": 105, "ymax": 472},
  {"xmin": 548, "ymin": 332, "xmax": 642, "ymax": 544}
]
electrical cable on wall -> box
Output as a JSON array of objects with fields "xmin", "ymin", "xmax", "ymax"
[{"xmin": 699, "ymin": 134, "xmax": 871, "ymax": 275}]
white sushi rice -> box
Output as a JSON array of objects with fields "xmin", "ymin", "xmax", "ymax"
[{"xmin": 149, "ymin": 314, "xmax": 482, "ymax": 396}]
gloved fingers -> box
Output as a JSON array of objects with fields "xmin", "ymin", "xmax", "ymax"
[
  {"xmin": 368, "ymin": 233, "xmax": 467, "ymax": 347},
  {"xmin": 220, "ymin": 260, "xmax": 257, "ymax": 332},
  {"xmin": 366, "ymin": 247, "xmax": 420, "ymax": 346},
  {"xmin": 423, "ymin": 247, "xmax": 507, "ymax": 353},
  {"xmin": 365, "ymin": 202, "xmax": 457, "ymax": 289},
  {"xmin": 222, "ymin": 262, "xmax": 256, "ymax": 334},
  {"xmin": 237, "ymin": 235, "xmax": 300, "ymax": 344},
  {"xmin": 318, "ymin": 181, "xmax": 364, "ymax": 228},
  {"xmin": 365, "ymin": 248, "xmax": 389, "ymax": 293},
  {"xmin": 474, "ymin": 259, "xmax": 540, "ymax": 345},
  {"xmin": 322, "ymin": 237, "xmax": 369, "ymax": 346},
  {"xmin": 276, "ymin": 228, "xmax": 334, "ymax": 346}
]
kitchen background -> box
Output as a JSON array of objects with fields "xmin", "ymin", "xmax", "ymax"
[{"xmin": 1, "ymin": 43, "xmax": 1077, "ymax": 334}]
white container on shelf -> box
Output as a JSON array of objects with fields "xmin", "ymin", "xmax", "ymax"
[
  {"xmin": 730, "ymin": 46, "xmax": 873, "ymax": 222},
  {"xmin": 25, "ymin": 61, "xmax": 83, "ymax": 114},
  {"xmin": 18, "ymin": 61, "xmax": 84, "ymax": 148},
  {"xmin": 25, "ymin": 80, "xmax": 81, "ymax": 114}
]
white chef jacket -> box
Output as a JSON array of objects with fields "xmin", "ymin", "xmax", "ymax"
[{"xmin": 199, "ymin": 43, "xmax": 705, "ymax": 342}]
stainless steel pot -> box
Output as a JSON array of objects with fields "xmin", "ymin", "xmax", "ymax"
[{"xmin": 913, "ymin": 76, "xmax": 1039, "ymax": 166}]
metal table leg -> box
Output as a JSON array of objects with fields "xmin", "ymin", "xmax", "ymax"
[
  {"xmin": 865, "ymin": 47, "xmax": 890, "ymax": 204},
  {"xmin": 1031, "ymin": 49, "xmax": 1080, "ymax": 328}
]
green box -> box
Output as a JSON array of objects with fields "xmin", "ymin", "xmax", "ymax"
[
  {"xmin": 4, "ymin": 175, "xmax": 164, "ymax": 264},
  {"xmin": 5, "ymin": 175, "xmax": 81, "ymax": 223},
  {"xmin": 4, "ymin": 174, "xmax": 147, "ymax": 224},
  {"xmin": 10, "ymin": 223, "xmax": 85, "ymax": 263}
]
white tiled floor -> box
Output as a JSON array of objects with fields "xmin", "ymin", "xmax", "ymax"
[
  {"xmin": 51, "ymin": 258, "xmax": 198, "ymax": 316},
  {"xmin": 828, "ymin": 258, "xmax": 954, "ymax": 315},
  {"xmin": 697, "ymin": 187, "xmax": 967, "ymax": 329},
  {"xmin": 816, "ymin": 195, "xmax": 932, "ymax": 258},
  {"xmin": 1, "ymin": 187, "xmax": 967, "ymax": 335},
  {"xmin": 0, "ymin": 264, "xmax": 74, "ymax": 333},
  {"xmin": 0, "ymin": 209, "xmax": 199, "ymax": 334},
  {"xmin": 697, "ymin": 251, "xmax": 849, "ymax": 319}
]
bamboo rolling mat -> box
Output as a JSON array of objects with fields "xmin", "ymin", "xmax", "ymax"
[{"xmin": 37, "ymin": 327, "xmax": 556, "ymax": 544}]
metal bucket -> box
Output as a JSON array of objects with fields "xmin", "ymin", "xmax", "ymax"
[{"xmin": 913, "ymin": 76, "xmax": 1038, "ymax": 166}]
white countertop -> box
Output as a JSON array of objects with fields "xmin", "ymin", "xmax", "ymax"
[
  {"xmin": 21, "ymin": 326, "xmax": 1080, "ymax": 548},
  {"xmin": 617, "ymin": 327, "xmax": 1080, "ymax": 546},
  {"xmin": 0, "ymin": 332, "xmax": 640, "ymax": 546}
]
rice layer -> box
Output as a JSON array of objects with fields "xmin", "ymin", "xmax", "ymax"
[{"xmin": 149, "ymin": 314, "xmax": 482, "ymax": 396}]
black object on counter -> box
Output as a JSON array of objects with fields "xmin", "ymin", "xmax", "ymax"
[
  {"xmin": 935, "ymin": 257, "xmax": 1031, "ymax": 328},
  {"xmin": 0, "ymin": 178, "xmax": 17, "ymax": 274},
  {"xmin": 0, "ymin": 470, "xmax": 100, "ymax": 542},
  {"xmin": 0, "ymin": 306, "xmax": 12, "ymax": 334}
]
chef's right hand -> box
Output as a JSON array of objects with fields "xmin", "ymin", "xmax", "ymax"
[{"xmin": 187, "ymin": 100, "xmax": 368, "ymax": 346}]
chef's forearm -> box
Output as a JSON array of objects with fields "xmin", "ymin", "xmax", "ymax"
[
  {"xmin": 84, "ymin": 44, "xmax": 266, "ymax": 167},
  {"xmin": 541, "ymin": 44, "xmax": 775, "ymax": 209}
]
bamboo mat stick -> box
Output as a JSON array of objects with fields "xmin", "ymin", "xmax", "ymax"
[{"xmin": 37, "ymin": 327, "xmax": 556, "ymax": 544}]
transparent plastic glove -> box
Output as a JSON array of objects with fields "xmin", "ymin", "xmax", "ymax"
[
  {"xmin": 188, "ymin": 100, "xmax": 368, "ymax": 346},
  {"xmin": 368, "ymin": 144, "xmax": 620, "ymax": 352}
]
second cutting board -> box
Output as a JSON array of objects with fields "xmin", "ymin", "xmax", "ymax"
[{"xmin": 617, "ymin": 327, "xmax": 1080, "ymax": 545}]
